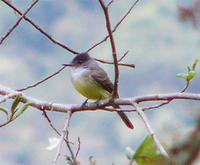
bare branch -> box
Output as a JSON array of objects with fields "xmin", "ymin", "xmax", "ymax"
[
  {"xmin": 118, "ymin": 51, "xmax": 129, "ymax": 62},
  {"xmin": 132, "ymin": 102, "xmax": 169, "ymax": 159},
  {"xmin": 87, "ymin": 0, "xmax": 140, "ymax": 52},
  {"xmin": 52, "ymin": 111, "xmax": 72, "ymax": 165},
  {"xmin": 17, "ymin": 66, "xmax": 67, "ymax": 92},
  {"xmin": 42, "ymin": 109, "xmax": 61, "ymax": 136},
  {"xmin": 143, "ymin": 80, "xmax": 190, "ymax": 111},
  {"xmin": 0, "ymin": 0, "xmax": 39, "ymax": 45},
  {"xmin": 1, "ymin": 0, "xmax": 135, "ymax": 69},
  {"xmin": 1, "ymin": 85, "xmax": 200, "ymax": 115},
  {"xmin": 94, "ymin": 57, "xmax": 135, "ymax": 68},
  {"xmin": 98, "ymin": 0, "xmax": 119, "ymax": 98},
  {"xmin": 75, "ymin": 137, "xmax": 81, "ymax": 159},
  {"xmin": 107, "ymin": 0, "xmax": 114, "ymax": 8},
  {"xmin": 1, "ymin": 0, "xmax": 79, "ymax": 54}
]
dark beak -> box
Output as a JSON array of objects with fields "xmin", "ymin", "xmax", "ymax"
[{"xmin": 62, "ymin": 63, "xmax": 73, "ymax": 67}]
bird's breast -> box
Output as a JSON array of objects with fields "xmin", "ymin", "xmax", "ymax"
[{"xmin": 70, "ymin": 68, "xmax": 90, "ymax": 81}]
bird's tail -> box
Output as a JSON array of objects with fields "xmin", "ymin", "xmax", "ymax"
[{"xmin": 113, "ymin": 105, "xmax": 134, "ymax": 129}]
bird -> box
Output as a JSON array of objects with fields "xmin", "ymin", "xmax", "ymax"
[{"xmin": 64, "ymin": 52, "xmax": 134, "ymax": 129}]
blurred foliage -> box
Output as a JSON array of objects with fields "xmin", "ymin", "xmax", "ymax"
[
  {"xmin": 170, "ymin": 117, "xmax": 200, "ymax": 164},
  {"xmin": 178, "ymin": 0, "xmax": 200, "ymax": 28}
]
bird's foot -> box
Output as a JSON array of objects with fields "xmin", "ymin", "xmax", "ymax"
[{"xmin": 81, "ymin": 99, "xmax": 89, "ymax": 107}]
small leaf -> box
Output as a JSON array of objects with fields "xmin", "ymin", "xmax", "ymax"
[
  {"xmin": 187, "ymin": 66, "xmax": 191, "ymax": 72},
  {"xmin": 133, "ymin": 136, "xmax": 164, "ymax": 165},
  {"xmin": 11, "ymin": 95, "xmax": 23, "ymax": 113},
  {"xmin": 0, "ymin": 108, "xmax": 8, "ymax": 120},
  {"xmin": 192, "ymin": 59, "xmax": 199, "ymax": 70},
  {"xmin": 187, "ymin": 70, "xmax": 197, "ymax": 82},
  {"xmin": 19, "ymin": 102, "xmax": 31, "ymax": 113},
  {"xmin": 176, "ymin": 73, "xmax": 188, "ymax": 79}
]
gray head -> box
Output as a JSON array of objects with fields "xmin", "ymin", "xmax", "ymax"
[{"xmin": 71, "ymin": 52, "xmax": 96, "ymax": 68}]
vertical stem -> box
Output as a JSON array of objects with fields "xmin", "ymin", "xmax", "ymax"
[
  {"xmin": 52, "ymin": 111, "xmax": 72, "ymax": 165},
  {"xmin": 132, "ymin": 102, "xmax": 169, "ymax": 159},
  {"xmin": 98, "ymin": 0, "xmax": 119, "ymax": 98}
]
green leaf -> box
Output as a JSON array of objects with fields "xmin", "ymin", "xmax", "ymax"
[
  {"xmin": 192, "ymin": 59, "xmax": 199, "ymax": 70},
  {"xmin": 11, "ymin": 95, "xmax": 23, "ymax": 113},
  {"xmin": 187, "ymin": 66, "xmax": 191, "ymax": 72},
  {"xmin": 176, "ymin": 73, "xmax": 188, "ymax": 79},
  {"xmin": 0, "ymin": 108, "xmax": 8, "ymax": 120},
  {"xmin": 18, "ymin": 102, "xmax": 31, "ymax": 113},
  {"xmin": 187, "ymin": 70, "xmax": 197, "ymax": 82},
  {"xmin": 133, "ymin": 136, "xmax": 164, "ymax": 165}
]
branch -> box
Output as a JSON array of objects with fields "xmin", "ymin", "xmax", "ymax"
[
  {"xmin": 42, "ymin": 109, "xmax": 61, "ymax": 136},
  {"xmin": 1, "ymin": 0, "xmax": 134, "ymax": 69},
  {"xmin": 75, "ymin": 137, "xmax": 81, "ymax": 159},
  {"xmin": 1, "ymin": 85, "xmax": 200, "ymax": 115},
  {"xmin": 94, "ymin": 51, "xmax": 135, "ymax": 68},
  {"xmin": 52, "ymin": 111, "xmax": 73, "ymax": 165},
  {"xmin": 142, "ymin": 80, "xmax": 190, "ymax": 111},
  {"xmin": 98, "ymin": 0, "xmax": 119, "ymax": 98},
  {"xmin": 17, "ymin": 65, "xmax": 67, "ymax": 91},
  {"xmin": 87, "ymin": 0, "xmax": 140, "ymax": 52},
  {"xmin": 1, "ymin": 0, "xmax": 79, "ymax": 54},
  {"xmin": 132, "ymin": 102, "xmax": 169, "ymax": 159},
  {"xmin": 0, "ymin": 0, "xmax": 39, "ymax": 45}
]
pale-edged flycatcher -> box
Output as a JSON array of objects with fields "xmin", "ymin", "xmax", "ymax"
[{"xmin": 64, "ymin": 52, "xmax": 134, "ymax": 129}]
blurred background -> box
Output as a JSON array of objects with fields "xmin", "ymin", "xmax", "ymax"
[{"xmin": 0, "ymin": 0, "xmax": 200, "ymax": 164}]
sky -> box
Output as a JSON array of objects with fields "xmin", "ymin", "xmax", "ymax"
[{"xmin": 0, "ymin": 0, "xmax": 200, "ymax": 164}]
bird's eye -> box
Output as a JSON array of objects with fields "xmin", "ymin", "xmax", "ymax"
[{"xmin": 78, "ymin": 59, "xmax": 83, "ymax": 63}]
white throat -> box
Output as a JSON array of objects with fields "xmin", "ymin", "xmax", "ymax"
[{"xmin": 70, "ymin": 67, "xmax": 90, "ymax": 81}]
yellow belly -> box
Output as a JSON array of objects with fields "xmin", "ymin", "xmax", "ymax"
[{"xmin": 71, "ymin": 76, "xmax": 111, "ymax": 100}]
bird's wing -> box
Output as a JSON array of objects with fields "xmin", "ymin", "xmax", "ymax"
[{"xmin": 91, "ymin": 67, "xmax": 113, "ymax": 93}]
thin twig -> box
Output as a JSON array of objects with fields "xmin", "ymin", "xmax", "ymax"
[
  {"xmin": 98, "ymin": 0, "xmax": 119, "ymax": 98},
  {"xmin": 94, "ymin": 58, "xmax": 135, "ymax": 68},
  {"xmin": 66, "ymin": 129, "xmax": 77, "ymax": 164},
  {"xmin": 107, "ymin": 0, "xmax": 114, "ymax": 8},
  {"xmin": 1, "ymin": 0, "xmax": 79, "ymax": 54},
  {"xmin": 132, "ymin": 102, "xmax": 169, "ymax": 159},
  {"xmin": 75, "ymin": 137, "xmax": 81, "ymax": 159},
  {"xmin": 0, "ymin": 0, "xmax": 39, "ymax": 45},
  {"xmin": 143, "ymin": 80, "xmax": 190, "ymax": 111},
  {"xmin": 2, "ymin": 0, "xmax": 136, "ymax": 68},
  {"xmin": 52, "ymin": 111, "xmax": 72, "ymax": 165},
  {"xmin": 118, "ymin": 51, "xmax": 129, "ymax": 62},
  {"xmin": 94, "ymin": 50, "xmax": 135, "ymax": 68},
  {"xmin": 17, "ymin": 66, "xmax": 67, "ymax": 91},
  {"xmin": 42, "ymin": 109, "xmax": 61, "ymax": 136},
  {"xmin": 87, "ymin": 0, "xmax": 140, "ymax": 52}
]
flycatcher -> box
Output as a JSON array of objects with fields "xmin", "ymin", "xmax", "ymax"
[{"xmin": 64, "ymin": 52, "xmax": 134, "ymax": 129}]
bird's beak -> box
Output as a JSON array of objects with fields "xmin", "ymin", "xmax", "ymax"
[{"xmin": 62, "ymin": 63, "xmax": 73, "ymax": 67}]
